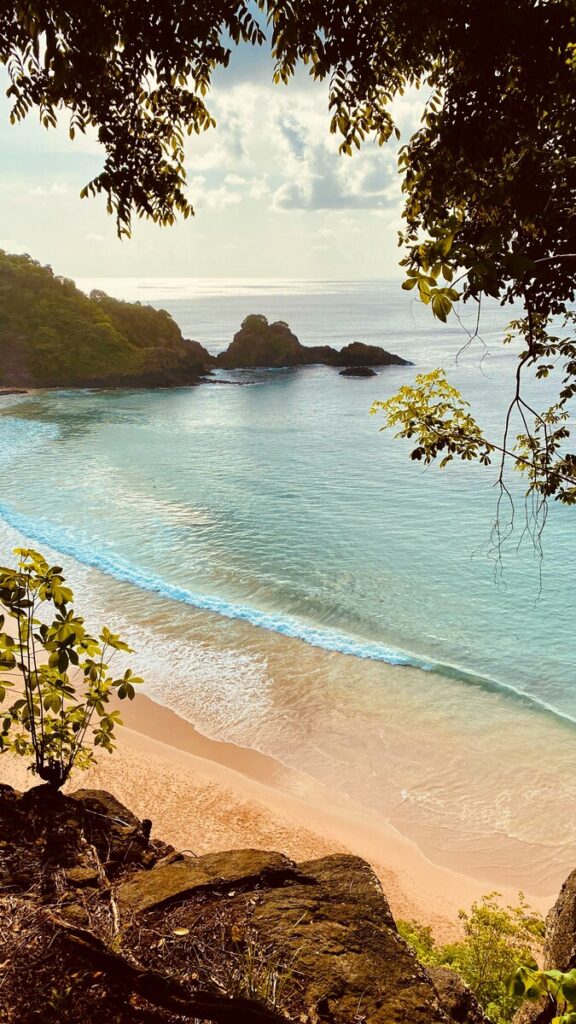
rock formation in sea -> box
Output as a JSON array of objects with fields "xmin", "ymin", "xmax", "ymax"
[
  {"xmin": 216, "ymin": 314, "xmax": 411, "ymax": 370},
  {"xmin": 339, "ymin": 366, "xmax": 378, "ymax": 377},
  {"xmin": 0, "ymin": 782, "xmax": 482, "ymax": 1023}
]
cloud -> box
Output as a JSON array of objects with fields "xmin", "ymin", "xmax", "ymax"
[
  {"xmin": 261, "ymin": 91, "xmax": 401, "ymax": 212},
  {"xmin": 188, "ymin": 175, "xmax": 243, "ymax": 210},
  {"xmin": 29, "ymin": 182, "xmax": 69, "ymax": 197}
]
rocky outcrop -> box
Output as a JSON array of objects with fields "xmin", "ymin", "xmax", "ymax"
[
  {"xmin": 216, "ymin": 313, "xmax": 410, "ymax": 370},
  {"xmin": 339, "ymin": 366, "xmax": 378, "ymax": 377},
  {"xmin": 543, "ymin": 867, "xmax": 576, "ymax": 971},
  {"xmin": 336, "ymin": 341, "xmax": 405, "ymax": 366},
  {"xmin": 0, "ymin": 783, "xmax": 482, "ymax": 1023},
  {"xmin": 117, "ymin": 849, "xmax": 300, "ymax": 915},
  {"xmin": 217, "ymin": 315, "xmax": 303, "ymax": 368},
  {"xmin": 248, "ymin": 854, "xmax": 447, "ymax": 1023},
  {"xmin": 428, "ymin": 967, "xmax": 490, "ymax": 1024},
  {"xmin": 511, "ymin": 868, "xmax": 576, "ymax": 1024}
]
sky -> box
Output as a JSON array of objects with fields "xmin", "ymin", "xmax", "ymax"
[{"xmin": 0, "ymin": 40, "xmax": 422, "ymax": 280}]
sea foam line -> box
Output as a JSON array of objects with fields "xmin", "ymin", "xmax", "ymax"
[{"xmin": 0, "ymin": 500, "xmax": 575, "ymax": 732}]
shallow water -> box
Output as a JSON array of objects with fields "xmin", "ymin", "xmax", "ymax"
[{"xmin": 0, "ymin": 278, "xmax": 574, "ymax": 888}]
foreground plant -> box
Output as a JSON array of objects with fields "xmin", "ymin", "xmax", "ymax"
[
  {"xmin": 0, "ymin": 547, "xmax": 142, "ymax": 789},
  {"xmin": 511, "ymin": 965, "xmax": 576, "ymax": 1024},
  {"xmin": 399, "ymin": 892, "xmax": 544, "ymax": 1024}
]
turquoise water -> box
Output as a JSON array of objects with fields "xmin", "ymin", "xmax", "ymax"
[{"xmin": 1, "ymin": 278, "xmax": 575, "ymax": 883}]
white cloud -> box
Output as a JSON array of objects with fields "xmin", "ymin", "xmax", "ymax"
[
  {"xmin": 29, "ymin": 182, "xmax": 69, "ymax": 197},
  {"xmin": 188, "ymin": 175, "xmax": 243, "ymax": 210}
]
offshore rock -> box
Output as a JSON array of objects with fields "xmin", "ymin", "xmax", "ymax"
[
  {"xmin": 339, "ymin": 365, "xmax": 378, "ymax": 377},
  {"xmin": 217, "ymin": 313, "xmax": 411, "ymax": 369},
  {"xmin": 336, "ymin": 340, "xmax": 407, "ymax": 366}
]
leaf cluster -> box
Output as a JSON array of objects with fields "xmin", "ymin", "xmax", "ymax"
[
  {"xmin": 371, "ymin": 369, "xmax": 495, "ymax": 469},
  {"xmin": 0, "ymin": 2, "xmax": 265, "ymax": 236},
  {"xmin": 511, "ymin": 966, "xmax": 576, "ymax": 1024},
  {"xmin": 0, "ymin": 547, "xmax": 142, "ymax": 788}
]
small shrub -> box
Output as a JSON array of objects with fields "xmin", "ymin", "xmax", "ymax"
[
  {"xmin": 0, "ymin": 547, "xmax": 142, "ymax": 788},
  {"xmin": 398, "ymin": 892, "xmax": 544, "ymax": 1024}
]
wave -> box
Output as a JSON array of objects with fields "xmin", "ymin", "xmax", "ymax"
[{"xmin": 0, "ymin": 499, "xmax": 574, "ymax": 732}]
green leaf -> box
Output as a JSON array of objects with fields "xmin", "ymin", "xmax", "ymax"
[{"xmin": 431, "ymin": 292, "xmax": 452, "ymax": 322}]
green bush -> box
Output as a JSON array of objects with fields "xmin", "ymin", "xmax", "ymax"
[
  {"xmin": 398, "ymin": 892, "xmax": 544, "ymax": 1024},
  {"xmin": 0, "ymin": 547, "xmax": 142, "ymax": 788}
]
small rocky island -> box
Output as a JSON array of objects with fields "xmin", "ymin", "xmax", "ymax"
[{"xmin": 216, "ymin": 314, "xmax": 410, "ymax": 371}]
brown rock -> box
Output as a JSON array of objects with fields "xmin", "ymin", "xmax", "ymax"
[
  {"xmin": 216, "ymin": 314, "xmax": 411, "ymax": 370},
  {"xmin": 339, "ymin": 365, "xmax": 378, "ymax": 377},
  {"xmin": 59, "ymin": 903, "xmax": 90, "ymax": 926},
  {"xmin": 117, "ymin": 849, "xmax": 298, "ymax": 916},
  {"xmin": 544, "ymin": 867, "xmax": 576, "ymax": 971},
  {"xmin": 64, "ymin": 866, "xmax": 100, "ymax": 889},
  {"xmin": 511, "ymin": 868, "xmax": 576, "ymax": 1024},
  {"xmin": 428, "ymin": 966, "xmax": 489, "ymax": 1024},
  {"xmin": 250, "ymin": 854, "xmax": 448, "ymax": 1023},
  {"xmin": 70, "ymin": 789, "xmax": 142, "ymax": 830}
]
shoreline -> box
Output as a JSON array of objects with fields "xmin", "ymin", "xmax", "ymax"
[{"xmin": 0, "ymin": 690, "xmax": 557, "ymax": 939}]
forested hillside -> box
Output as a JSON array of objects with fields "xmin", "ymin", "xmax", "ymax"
[{"xmin": 0, "ymin": 252, "xmax": 212, "ymax": 387}]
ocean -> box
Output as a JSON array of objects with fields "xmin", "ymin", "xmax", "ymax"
[{"xmin": 1, "ymin": 278, "xmax": 575, "ymax": 890}]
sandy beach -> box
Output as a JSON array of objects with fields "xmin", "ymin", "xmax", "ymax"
[{"xmin": 0, "ymin": 690, "xmax": 557, "ymax": 940}]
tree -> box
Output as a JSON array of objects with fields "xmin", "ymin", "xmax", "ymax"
[
  {"xmin": 400, "ymin": 892, "xmax": 544, "ymax": 1024},
  {"xmin": 0, "ymin": 547, "xmax": 142, "ymax": 788},
  {"xmin": 2, "ymin": 2, "xmax": 575, "ymax": 522}
]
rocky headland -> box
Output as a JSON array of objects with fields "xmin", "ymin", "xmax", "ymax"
[{"xmin": 0, "ymin": 251, "xmax": 213, "ymax": 389}]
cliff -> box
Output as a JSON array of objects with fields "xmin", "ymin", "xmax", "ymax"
[
  {"xmin": 0, "ymin": 783, "xmax": 482, "ymax": 1024},
  {"xmin": 0, "ymin": 251, "xmax": 214, "ymax": 388},
  {"xmin": 217, "ymin": 314, "xmax": 410, "ymax": 370}
]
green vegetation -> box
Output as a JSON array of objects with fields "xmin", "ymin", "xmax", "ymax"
[
  {"xmin": 399, "ymin": 892, "xmax": 544, "ymax": 1024},
  {"xmin": 512, "ymin": 964, "xmax": 576, "ymax": 1024},
  {"xmin": 0, "ymin": 547, "xmax": 142, "ymax": 788},
  {"xmin": 0, "ymin": 251, "xmax": 209, "ymax": 387}
]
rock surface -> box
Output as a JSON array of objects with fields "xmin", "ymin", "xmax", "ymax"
[
  {"xmin": 248, "ymin": 854, "xmax": 447, "ymax": 1023},
  {"xmin": 117, "ymin": 848, "xmax": 300, "ymax": 915},
  {"xmin": 511, "ymin": 870, "xmax": 576, "ymax": 1024},
  {"xmin": 428, "ymin": 967, "xmax": 490, "ymax": 1024},
  {"xmin": 543, "ymin": 867, "xmax": 576, "ymax": 971}
]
